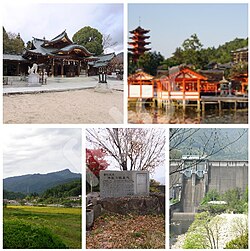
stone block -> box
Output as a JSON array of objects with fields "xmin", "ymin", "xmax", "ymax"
[
  {"xmin": 28, "ymin": 73, "xmax": 41, "ymax": 87},
  {"xmin": 100, "ymin": 170, "xmax": 149, "ymax": 198}
]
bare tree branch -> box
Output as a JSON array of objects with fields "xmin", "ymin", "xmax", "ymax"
[{"xmin": 87, "ymin": 128, "xmax": 165, "ymax": 172}]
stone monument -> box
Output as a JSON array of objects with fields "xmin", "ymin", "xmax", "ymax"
[
  {"xmin": 28, "ymin": 63, "xmax": 41, "ymax": 87},
  {"xmin": 100, "ymin": 170, "xmax": 149, "ymax": 198}
]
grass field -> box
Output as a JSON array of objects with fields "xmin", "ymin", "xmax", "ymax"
[{"xmin": 4, "ymin": 206, "xmax": 82, "ymax": 249}]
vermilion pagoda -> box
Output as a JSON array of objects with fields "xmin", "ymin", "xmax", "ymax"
[{"xmin": 128, "ymin": 26, "xmax": 151, "ymax": 63}]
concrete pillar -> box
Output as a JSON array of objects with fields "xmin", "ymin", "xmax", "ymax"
[{"xmin": 191, "ymin": 173, "xmax": 196, "ymax": 213}]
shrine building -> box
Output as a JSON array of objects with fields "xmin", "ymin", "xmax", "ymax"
[{"xmin": 3, "ymin": 30, "xmax": 99, "ymax": 77}]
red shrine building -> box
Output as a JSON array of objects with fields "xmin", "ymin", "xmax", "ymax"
[{"xmin": 128, "ymin": 26, "xmax": 151, "ymax": 63}]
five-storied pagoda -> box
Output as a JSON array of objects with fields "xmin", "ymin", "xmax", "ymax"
[{"xmin": 128, "ymin": 26, "xmax": 151, "ymax": 63}]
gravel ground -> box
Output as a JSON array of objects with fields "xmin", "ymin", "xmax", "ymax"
[{"xmin": 4, "ymin": 89, "xmax": 123, "ymax": 124}]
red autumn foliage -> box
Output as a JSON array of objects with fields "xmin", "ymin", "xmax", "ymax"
[{"xmin": 86, "ymin": 148, "xmax": 109, "ymax": 177}]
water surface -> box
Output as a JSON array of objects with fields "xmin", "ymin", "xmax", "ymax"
[{"xmin": 128, "ymin": 106, "xmax": 248, "ymax": 124}]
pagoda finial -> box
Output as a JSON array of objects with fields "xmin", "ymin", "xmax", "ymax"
[{"xmin": 139, "ymin": 16, "xmax": 141, "ymax": 26}]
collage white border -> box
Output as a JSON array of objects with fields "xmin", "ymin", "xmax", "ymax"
[{"xmin": 1, "ymin": 0, "xmax": 249, "ymax": 250}]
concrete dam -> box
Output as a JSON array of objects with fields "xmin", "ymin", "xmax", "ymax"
[{"xmin": 170, "ymin": 157, "xmax": 248, "ymax": 212}]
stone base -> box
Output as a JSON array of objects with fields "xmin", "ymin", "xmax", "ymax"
[
  {"xmin": 94, "ymin": 83, "xmax": 112, "ymax": 93},
  {"xmin": 98, "ymin": 194, "xmax": 165, "ymax": 215},
  {"xmin": 28, "ymin": 74, "xmax": 41, "ymax": 87}
]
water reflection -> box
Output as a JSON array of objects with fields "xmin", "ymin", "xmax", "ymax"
[{"xmin": 128, "ymin": 106, "xmax": 248, "ymax": 124}]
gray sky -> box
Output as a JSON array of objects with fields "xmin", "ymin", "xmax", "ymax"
[
  {"xmin": 2, "ymin": 2, "xmax": 124, "ymax": 54},
  {"xmin": 3, "ymin": 128, "xmax": 82, "ymax": 178}
]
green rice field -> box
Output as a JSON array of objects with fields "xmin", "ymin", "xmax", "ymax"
[{"xmin": 4, "ymin": 206, "xmax": 82, "ymax": 249}]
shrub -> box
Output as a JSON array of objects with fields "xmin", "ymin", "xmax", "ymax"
[
  {"xmin": 183, "ymin": 212, "xmax": 210, "ymax": 249},
  {"xmin": 225, "ymin": 233, "xmax": 248, "ymax": 249},
  {"xmin": 201, "ymin": 189, "xmax": 220, "ymax": 205},
  {"xmin": 4, "ymin": 219, "xmax": 67, "ymax": 249},
  {"xmin": 198, "ymin": 203, "xmax": 227, "ymax": 215}
]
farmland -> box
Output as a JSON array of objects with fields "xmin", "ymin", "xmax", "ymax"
[{"xmin": 4, "ymin": 206, "xmax": 82, "ymax": 249}]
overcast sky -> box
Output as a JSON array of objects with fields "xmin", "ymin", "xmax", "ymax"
[
  {"xmin": 86, "ymin": 128, "xmax": 166, "ymax": 185},
  {"xmin": 3, "ymin": 128, "xmax": 82, "ymax": 178},
  {"xmin": 2, "ymin": 1, "xmax": 123, "ymax": 54},
  {"xmin": 129, "ymin": 3, "xmax": 248, "ymax": 58}
]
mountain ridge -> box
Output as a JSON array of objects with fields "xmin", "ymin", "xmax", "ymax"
[{"xmin": 4, "ymin": 169, "xmax": 81, "ymax": 195}]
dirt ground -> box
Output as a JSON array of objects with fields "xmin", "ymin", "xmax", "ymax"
[
  {"xmin": 3, "ymin": 89, "xmax": 123, "ymax": 124},
  {"xmin": 87, "ymin": 213, "xmax": 165, "ymax": 249}
]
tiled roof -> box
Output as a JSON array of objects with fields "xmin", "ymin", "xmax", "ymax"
[
  {"xmin": 3, "ymin": 54, "xmax": 27, "ymax": 61},
  {"xmin": 88, "ymin": 53, "xmax": 115, "ymax": 67},
  {"xmin": 54, "ymin": 44, "xmax": 93, "ymax": 56},
  {"xmin": 24, "ymin": 31, "xmax": 93, "ymax": 58}
]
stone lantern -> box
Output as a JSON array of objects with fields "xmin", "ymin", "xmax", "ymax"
[{"xmin": 98, "ymin": 67, "xmax": 107, "ymax": 83}]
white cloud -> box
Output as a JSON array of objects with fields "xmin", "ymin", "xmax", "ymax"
[
  {"xmin": 2, "ymin": 2, "xmax": 123, "ymax": 53},
  {"xmin": 3, "ymin": 128, "xmax": 82, "ymax": 178}
]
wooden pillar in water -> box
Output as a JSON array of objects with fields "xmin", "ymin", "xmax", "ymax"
[
  {"xmin": 202, "ymin": 101, "xmax": 205, "ymax": 112},
  {"xmin": 182, "ymin": 79, "xmax": 186, "ymax": 110},
  {"xmin": 197, "ymin": 79, "xmax": 201, "ymax": 111},
  {"xmin": 218, "ymin": 100, "xmax": 222, "ymax": 111},
  {"xmin": 157, "ymin": 80, "xmax": 162, "ymax": 108}
]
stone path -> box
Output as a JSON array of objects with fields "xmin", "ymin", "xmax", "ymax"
[{"xmin": 3, "ymin": 75, "xmax": 124, "ymax": 95}]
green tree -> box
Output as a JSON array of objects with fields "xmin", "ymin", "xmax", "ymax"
[
  {"xmin": 72, "ymin": 26, "xmax": 103, "ymax": 55},
  {"xmin": 230, "ymin": 61, "xmax": 248, "ymax": 77},
  {"xmin": 183, "ymin": 212, "xmax": 225, "ymax": 249},
  {"xmin": 222, "ymin": 188, "xmax": 241, "ymax": 212},
  {"xmin": 201, "ymin": 189, "xmax": 221, "ymax": 205},
  {"xmin": 137, "ymin": 51, "xmax": 164, "ymax": 76},
  {"xmin": 225, "ymin": 234, "xmax": 248, "ymax": 249},
  {"xmin": 128, "ymin": 52, "xmax": 137, "ymax": 75},
  {"xmin": 181, "ymin": 34, "xmax": 204, "ymax": 68},
  {"xmin": 221, "ymin": 187, "xmax": 248, "ymax": 213},
  {"xmin": 3, "ymin": 27, "xmax": 25, "ymax": 54},
  {"xmin": 149, "ymin": 179, "xmax": 161, "ymax": 193},
  {"xmin": 182, "ymin": 34, "xmax": 203, "ymax": 51}
]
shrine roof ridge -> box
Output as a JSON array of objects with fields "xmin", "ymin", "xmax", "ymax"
[{"xmin": 53, "ymin": 44, "xmax": 93, "ymax": 56}]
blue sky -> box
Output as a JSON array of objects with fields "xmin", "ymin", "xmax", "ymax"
[{"xmin": 128, "ymin": 3, "xmax": 248, "ymax": 58}]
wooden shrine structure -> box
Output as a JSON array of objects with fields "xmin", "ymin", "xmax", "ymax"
[
  {"xmin": 155, "ymin": 66, "xmax": 207, "ymax": 109},
  {"xmin": 3, "ymin": 30, "xmax": 120, "ymax": 78},
  {"xmin": 128, "ymin": 66, "xmax": 248, "ymax": 111},
  {"xmin": 128, "ymin": 70, "xmax": 154, "ymax": 100},
  {"xmin": 22, "ymin": 30, "xmax": 97, "ymax": 77},
  {"xmin": 128, "ymin": 26, "xmax": 151, "ymax": 63}
]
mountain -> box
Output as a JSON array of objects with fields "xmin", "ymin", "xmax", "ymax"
[
  {"xmin": 42, "ymin": 179, "xmax": 81, "ymax": 199},
  {"xmin": 3, "ymin": 169, "xmax": 81, "ymax": 195},
  {"xmin": 170, "ymin": 129, "xmax": 248, "ymax": 160}
]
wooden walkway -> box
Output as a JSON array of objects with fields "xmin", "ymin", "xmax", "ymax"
[{"xmin": 201, "ymin": 96, "xmax": 248, "ymax": 111}]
